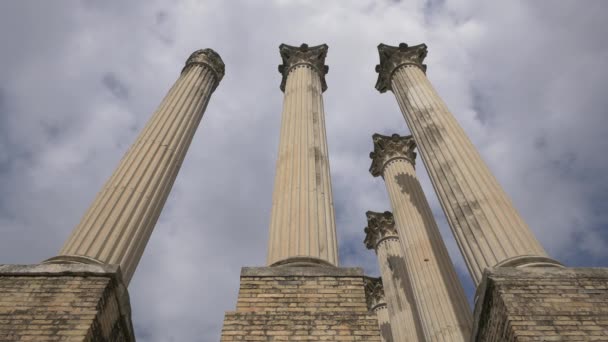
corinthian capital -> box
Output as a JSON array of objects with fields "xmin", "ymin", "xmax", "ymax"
[
  {"xmin": 369, "ymin": 133, "xmax": 416, "ymax": 177},
  {"xmin": 375, "ymin": 43, "xmax": 427, "ymax": 93},
  {"xmin": 183, "ymin": 48, "xmax": 225, "ymax": 83},
  {"xmin": 278, "ymin": 43, "xmax": 329, "ymax": 92},
  {"xmin": 364, "ymin": 277, "xmax": 387, "ymax": 311},
  {"xmin": 364, "ymin": 211, "xmax": 399, "ymax": 250}
]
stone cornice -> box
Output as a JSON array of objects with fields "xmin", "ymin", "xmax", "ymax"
[
  {"xmin": 364, "ymin": 211, "xmax": 399, "ymax": 250},
  {"xmin": 364, "ymin": 276, "xmax": 386, "ymax": 311},
  {"xmin": 182, "ymin": 48, "xmax": 225, "ymax": 84},
  {"xmin": 375, "ymin": 43, "xmax": 427, "ymax": 93},
  {"xmin": 369, "ymin": 133, "xmax": 416, "ymax": 177},
  {"xmin": 279, "ymin": 43, "xmax": 329, "ymax": 92}
]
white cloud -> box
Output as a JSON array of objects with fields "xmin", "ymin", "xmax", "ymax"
[{"xmin": 0, "ymin": 1, "xmax": 606, "ymax": 340}]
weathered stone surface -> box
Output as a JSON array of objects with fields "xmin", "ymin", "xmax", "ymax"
[
  {"xmin": 375, "ymin": 43, "xmax": 427, "ymax": 93},
  {"xmin": 182, "ymin": 48, "xmax": 225, "ymax": 82},
  {"xmin": 472, "ymin": 267, "xmax": 608, "ymax": 341},
  {"xmin": 368, "ymin": 133, "xmax": 416, "ymax": 178},
  {"xmin": 369, "ymin": 133, "xmax": 472, "ymax": 341},
  {"xmin": 364, "ymin": 277, "xmax": 394, "ymax": 342},
  {"xmin": 0, "ymin": 264, "xmax": 134, "ymax": 342},
  {"xmin": 363, "ymin": 276, "xmax": 387, "ymax": 312},
  {"xmin": 364, "ymin": 211, "xmax": 424, "ymax": 342},
  {"xmin": 278, "ymin": 43, "xmax": 328, "ymax": 92},
  {"xmin": 376, "ymin": 42, "xmax": 561, "ymax": 285},
  {"xmin": 53, "ymin": 48, "xmax": 224, "ymax": 285},
  {"xmin": 241, "ymin": 265, "xmax": 362, "ymax": 277},
  {"xmin": 267, "ymin": 43, "xmax": 338, "ymax": 267},
  {"xmin": 220, "ymin": 267, "xmax": 382, "ymax": 341}
]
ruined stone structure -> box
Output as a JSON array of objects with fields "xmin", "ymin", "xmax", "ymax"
[
  {"xmin": 1, "ymin": 39, "xmax": 607, "ymax": 342},
  {"xmin": 364, "ymin": 277, "xmax": 394, "ymax": 342},
  {"xmin": 266, "ymin": 43, "xmax": 338, "ymax": 267},
  {"xmin": 0, "ymin": 49, "xmax": 224, "ymax": 341},
  {"xmin": 368, "ymin": 134, "xmax": 472, "ymax": 341},
  {"xmin": 473, "ymin": 267, "xmax": 608, "ymax": 341},
  {"xmin": 220, "ymin": 43, "xmax": 381, "ymax": 341},
  {"xmin": 375, "ymin": 42, "xmax": 608, "ymax": 342},
  {"xmin": 375, "ymin": 43, "xmax": 562, "ymax": 285},
  {"xmin": 47, "ymin": 48, "xmax": 225, "ymax": 285},
  {"xmin": 365, "ymin": 211, "xmax": 424, "ymax": 341}
]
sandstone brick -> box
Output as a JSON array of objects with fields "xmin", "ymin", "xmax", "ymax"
[
  {"xmin": 0, "ymin": 264, "xmax": 135, "ymax": 342},
  {"xmin": 472, "ymin": 267, "xmax": 608, "ymax": 342},
  {"xmin": 221, "ymin": 267, "xmax": 382, "ymax": 341}
]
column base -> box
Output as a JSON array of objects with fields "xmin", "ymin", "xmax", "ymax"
[
  {"xmin": 43, "ymin": 254, "xmax": 105, "ymax": 265},
  {"xmin": 493, "ymin": 255, "xmax": 563, "ymax": 268},
  {"xmin": 220, "ymin": 266, "xmax": 382, "ymax": 341},
  {"xmin": 268, "ymin": 255, "xmax": 336, "ymax": 267},
  {"xmin": 0, "ymin": 263, "xmax": 135, "ymax": 342},
  {"xmin": 472, "ymin": 267, "xmax": 608, "ymax": 342}
]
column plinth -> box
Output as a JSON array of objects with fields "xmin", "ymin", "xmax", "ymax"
[
  {"xmin": 365, "ymin": 211, "xmax": 424, "ymax": 342},
  {"xmin": 267, "ymin": 43, "xmax": 338, "ymax": 267},
  {"xmin": 49, "ymin": 49, "xmax": 224, "ymax": 285},
  {"xmin": 375, "ymin": 43, "xmax": 561, "ymax": 285},
  {"xmin": 369, "ymin": 134, "xmax": 472, "ymax": 341}
]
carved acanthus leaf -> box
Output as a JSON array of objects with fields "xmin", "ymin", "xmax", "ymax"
[
  {"xmin": 364, "ymin": 276, "xmax": 386, "ymax": 311},
  {"xmin": 183, "ymin": 48, "xmax": 225, "ymax": 83},
  {"xmin": 369, "ymin": 133, "xmax": 416, "ymax": 177},
  {"xmin": 278, "ymin": 43, "xmax": 329, "ymax": 92},
  {"xmin": 375, "ymin": 43, "xmax": 427, "ymax": 93},
  {"xmin": 364, "ymin": 211, "xmax": 398, "ymax": 250}
]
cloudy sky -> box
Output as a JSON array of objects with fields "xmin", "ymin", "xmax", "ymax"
[{"xmin": 1, "ymin": 0, "xmax": 607, "ymax": 340}]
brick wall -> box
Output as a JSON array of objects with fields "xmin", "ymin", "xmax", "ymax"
[
  {"xmin": 0, "ymin": 264, "xmax": 135, "ymax": 342},
  {"xmin": 472, "ymin": 267, "xmax": 608, "ymax": 341},
  {"xmin": 221, "ymin": 266, "xmax": 382, "ymax": 341}
]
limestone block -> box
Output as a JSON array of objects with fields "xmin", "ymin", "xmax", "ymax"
[
  {"xmin": 472, "ymin": 267, "xmax": 608, "ymax": 341},
  {"xmin": 0, "ymin": 264, "xmax": 134, "ymax": 342}
]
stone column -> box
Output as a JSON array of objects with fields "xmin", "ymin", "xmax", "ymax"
[
  {"xmin": 46, "ymin": 49, "xmax": 225, "ymax": 285},
  {"xmin": 365, "ymin": 211, "xmax": 424, "ymax": 342},
  {"xmin": 369, "ymin": 134, "xmax": 472, "ymax": 341},
  {"xmin": 266, "ymin": 44, "xmax": 338, "ymax": 267},
  {"xmin": 364, "ymin": 277, "xmax": 394, "ymax": 342},
  {"xmin": 374, "ymin": 43, "xmax": 561, "ymax": 285}
]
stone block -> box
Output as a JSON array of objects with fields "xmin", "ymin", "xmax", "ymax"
[
  {"xmin": 220, "ymin": 266, "xmax": 382, "ymax": 341},
  {"xmin": 0, "ymin": 264, "xmax": 135, "ymax": 341},
  {"xmin": 472, "ymin": 267, "xmax": 608, "ymax": 342}
]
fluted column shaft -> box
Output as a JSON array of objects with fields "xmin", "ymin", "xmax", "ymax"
[
  {"xmin": 383, "ymin": 157, "xmax": 472, "ymax": 341},
  {"xmin": 375, "ymin": 43, "xmax": 559, "ymax": 285},
  {"xmin": 267, "ymin": 44, "xmax": 338, "ymax": 266},
  {"xmin": 376, "ymin": 236, "xmax": 424, "ymax": 342},
  {"xmin": 374, "ymin": 304, "xmax": 394, "ymax": 342},
  {"xmin": 52, "ymin": 50, "xmax": 224, "ymax": 284},
  {"xmin": 364, "ymin": 277, "xmax": 395, "ymax": 342}
]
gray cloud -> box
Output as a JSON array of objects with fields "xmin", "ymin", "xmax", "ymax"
[
  {"xmin": 0, "ymin": 1, "xmax": 607, "ymax": 341},
  {"xmin": 102, "ymin": 72, "xmax": 130, "ymax": 100}
]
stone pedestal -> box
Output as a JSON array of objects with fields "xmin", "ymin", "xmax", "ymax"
[
  {"xmin": 365, "ymin": 211, "xmax": 424, "ymax": 342},
  {"xmin": 364, "ymin": 277, "xmax": 394, "ymax": 342},
  {"xmin": 220, "ymin": 267, "xmax": 382, "ymax": 341},
  {"xmin": 49, "ymin": 49, "xmax": 224, "ymax": 284},
  {"xmin": 0, "ymin": 264, "xmax": 134, "ymax": 341},
  {"xmin": 472, "ymin": 267, "xmax": 608, "ymax": 342},
  {"xmin": 375, "ymin": 43, "xmax": 560, "ymax": 285},
  {"xmin": 267, "ymin": 43, "xmax": 338, "ymax": 267},
  {"xmin": 369, "ymin": 134, "xmax": 472, "ymax": 341}
]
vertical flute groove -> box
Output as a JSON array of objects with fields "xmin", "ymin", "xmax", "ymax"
[
  {"xmin": 374, "ymin": 43, "xmax": 559, "ymax": 285},
  {"xmin": 267, "ymin": 44, "xmax": 337, "ymax": 266},
  {"xmin": 53, "ymin": 49, "xmax": 224, "ymax": 285},
  {"xmin": 378, "ymin": 238, "xmax": 424, "ymax": 341},
  {"xmin": 392, "ymin": 70, "xmax": 490, "ymax": 280},
  {"xmin": 369, "ymin": 132, "xmax": 472, "ymax": 341},
  {"xmin": 385, "ymin": 159, "xmax": 472, "ymax": 341}
]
